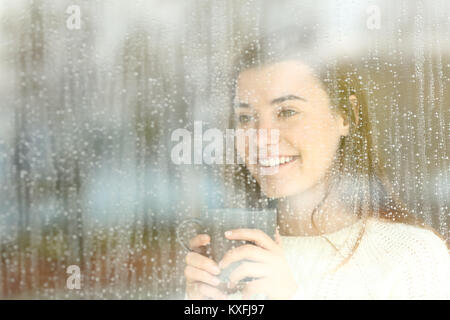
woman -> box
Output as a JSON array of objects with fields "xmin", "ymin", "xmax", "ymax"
[{"xmin": 183, "ymin": 35, "xmax": 449, "ymax": 300}]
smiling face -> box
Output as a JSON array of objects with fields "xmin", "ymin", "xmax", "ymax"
[{"xmin": 234, "ymin": 60, "xmax": 349, "ymax": 198}]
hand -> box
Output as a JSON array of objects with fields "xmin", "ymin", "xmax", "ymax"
[
  {"xmin": 218, "ymin": 228, "xmax": 298, "ymax": 300},
  {"xmin": 184, "ymin": 234, "xmax": 228, "ymax": 300}
]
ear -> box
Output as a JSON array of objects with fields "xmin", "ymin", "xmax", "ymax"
[{"xmin": 338, "ymin": 111, "xmax": 350, "ymax": 137}]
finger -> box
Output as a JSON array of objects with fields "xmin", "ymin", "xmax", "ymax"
[
  {"xmin": 224, "ymin": 229, "xmax": 279, "ymax": 252},
  {"xmin": 219, "ymin": 244, "xmax": 271, "ymax": 270},
  {"xmin": 185, "ymin": 251, "xmax": 221, "ymax": 275},
  {"xmin": 184, "ymin": 265, "xmax": 223, "ymax": 287},
  {"xmin": 241, "ymin": 279, "xmax": 267, "ymax": 300},
  {"xmin": 196, "ymin": 282, "xmax": 228, "ymax": 300},
  {"xmin": 228, "ymin": 261, "xmax": 269, "ymax": 288},
  {"xmin": 188, "ymin": 234, "xmax": 210, "ymax": 251},
  {"xmin": 186, "ymin": 281, "xmax": 206, "ymax": 300},
  {"xmin": 275, "ymin": 227, "xmax": 283, "ymax": 248},
  {"xmin": 187, "ymin": 282, "xmax": 222, "ymax": 300}
]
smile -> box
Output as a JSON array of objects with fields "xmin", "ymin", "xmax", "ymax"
[{"xmin": 258, "ymin": 156, "xmax": 299, "ymax": 167}]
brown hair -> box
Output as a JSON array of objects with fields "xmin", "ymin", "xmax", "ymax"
[{"xmin": 224, "ymin": 31, "xmax": 448, "ymax": 271}]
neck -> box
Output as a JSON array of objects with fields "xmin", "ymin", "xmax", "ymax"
[{"xmin": 276, "ymin": 178, "xmax": 359, "ymax": 236}]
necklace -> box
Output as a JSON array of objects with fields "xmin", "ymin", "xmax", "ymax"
[
  {"xmin": 293, "ymin": 183, "xmax": 368, "ymax": 298},
  {"xmin": 311, "ymin": 185, "xmax": 361, "ymax": 264}
]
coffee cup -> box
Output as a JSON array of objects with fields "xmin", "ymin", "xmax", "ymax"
[{"xmin": 177, "ymin": 208, "xmax": 277, "ymax": 294}]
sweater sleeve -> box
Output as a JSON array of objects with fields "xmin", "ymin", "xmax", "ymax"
[
  {"xmin": 387, "ymin": 229, "xmax": 449, "ymax": 300},
  {"xmin": 290, "ymin": 285, "xmax": 307, "ymax": 300}
]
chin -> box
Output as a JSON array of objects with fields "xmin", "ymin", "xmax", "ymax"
[{"xmin": 259, "ymin": 179, "xmax": 309, "ymax": 199}]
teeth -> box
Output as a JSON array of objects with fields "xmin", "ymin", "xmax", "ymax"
[{"xmin": 259, "ymin": 156, "xmax": 296, "ymax": 167}]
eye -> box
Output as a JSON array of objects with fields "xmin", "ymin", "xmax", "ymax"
[
  {"xmin": 278, "ymin": 108, "xmax": 298, "ymax": 118},
  {"xmin": 236, "ymin": 114, "xmax": 254, "ymax": 125}
]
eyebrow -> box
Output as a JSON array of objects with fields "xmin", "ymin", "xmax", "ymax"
[
  {"xmin": 235, "ymin": 94, "xmax": 307, "ymax": 109},
  {"xmin": 270, "ymin": 94, "xmax": 307, "ymax": 105},
  {"xmin": 236, "ymin": 102, "xmax": 250, "ymax": 109}
]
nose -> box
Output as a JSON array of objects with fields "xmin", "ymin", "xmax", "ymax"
[{"xmin": 256, "ymin": 113, "xmax": 279, "ymax": 155}]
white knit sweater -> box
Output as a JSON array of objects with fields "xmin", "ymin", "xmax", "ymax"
[
  {"xmin": 281, "ymin": 217, "xmax": 449, "ymax": 299},
  {"xmin": 188, "ymin": 217, "xmax": 449, "ymax": 300}
]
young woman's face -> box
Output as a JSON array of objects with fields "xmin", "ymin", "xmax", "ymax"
[{"xmin": 234, "ymin": 60, "xmax": 349, "ymax": 198}]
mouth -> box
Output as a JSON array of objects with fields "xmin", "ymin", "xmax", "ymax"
[{"xmin": 258, "ymin": 155, "xmax": 300, "ymax": 168}]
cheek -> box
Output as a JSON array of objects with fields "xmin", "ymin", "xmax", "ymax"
[
  {"xmin": 306, "ymin": 125, "xmax": 341, "ymax": 165},
  {"xmin": 235, "ymin": 135, "xmax": 253, "ymax": 162},
  {"xmin": 234, "ymin": 137, "xmax": 259, "ymax": 175},
  {"xmin": 289, "ymin": 118, "xmax": 341, "ymax": 163}
]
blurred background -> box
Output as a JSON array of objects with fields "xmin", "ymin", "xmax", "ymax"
[{"xmin": 0, "ymin": 0, "xmax": 448, "ymax": 299}]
